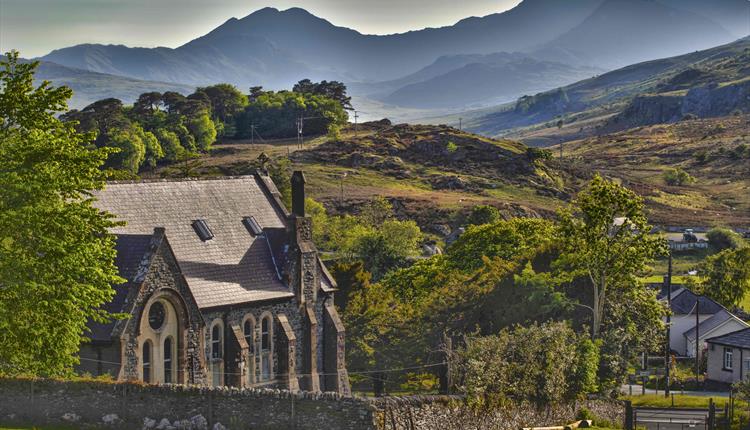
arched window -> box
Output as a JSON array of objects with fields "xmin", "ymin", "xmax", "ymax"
[
  {"xmin": 244, "ymin": 319, "xmax": 254, "ymax": 354},
  {"xmin": 211, "ymin": 324, "xmax": 222, "ymax": 359},
  {"xmin": 260, "ymin": 315, "xmax": 272, "ymax": 381},
  {"xmin": 210, "ymin": 321, "xmax": 224, "ymax": 387},
  {"xmin": 142, "ymin": 341, "xmax": 152, "ymax": 383},
  {"xmin": 163, "ymin": 337, "xmax": 173, "ymax": 384}
]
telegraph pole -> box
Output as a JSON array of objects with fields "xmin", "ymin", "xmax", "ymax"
[
  {"xmin": 665, "ymin": 252, "xmax": 673, "ymax": 397},
  {"xmin": 459, "ymin": 117, "xmax": 463, "ymax": 131},
  {"xmin": 696, "ymin": 298, "xmax": 701, "ymax": 378}
]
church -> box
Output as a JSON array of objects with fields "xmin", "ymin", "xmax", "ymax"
[{"xmin": 77, "ymin": 171, "xmax": 350, "ymax": 395}]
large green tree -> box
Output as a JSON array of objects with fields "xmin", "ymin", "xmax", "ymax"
[
  {"xmin": 0, "ymin": 52, "xmax": 122, "ymax": 376},
  {"xmin": 556, "ymin": 174, "xmax": 666, "ymax": 338},
  {"xmin": 699, "ymin": 247, "xmax": 750, "ymax": 308}
]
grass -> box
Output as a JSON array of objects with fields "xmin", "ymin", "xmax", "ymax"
[{"xmin": 624, "ymin": 394, "xmax": 734, "ymax": 409}]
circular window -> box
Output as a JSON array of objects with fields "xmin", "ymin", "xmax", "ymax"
[{"xmin": 148, "ymin": 302, "xmax": 166, "ymax": 330}]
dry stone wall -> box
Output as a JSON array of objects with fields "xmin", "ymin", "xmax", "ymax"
[{"xmin": 0, "ymin": 378, "xmax": 624, "ymax": 430}]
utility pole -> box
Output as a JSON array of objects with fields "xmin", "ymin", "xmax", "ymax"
[
  {"xmin": 665, "ymin": 252, "xmax": 673, "ymax": 397},
  {"xmin": 459, "ymin": 117, "xmax": 463, "ymax": 131},
  {"xmin": 696, "ymin": 297, "xmax": 701, "ymax": 378},
  {"xmin": 354, "ymin": 111, "xmax": 359, "ymax": 137}
]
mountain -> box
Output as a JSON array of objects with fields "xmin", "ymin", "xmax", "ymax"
[
  {"xmin": 379, "ymin": 54, "xmax": 600, "ymax": 109},
  {"xmin": 32, "ymin": 60, "xmax": 195, "ymax": 109},
  {"xmin": 454, "ymin": 37, "xmax": 750, "ymax": 145},
  {"xmin": 39, "ymin": 1, "xmax": 604, "ymax": 88},
  {"xmin": 657, "ymin": 0, "xmax": 750, "ymax": 38},
  {"xmin": 35, "ymin": 0, "xmax": 744, "ymax": 114},
  {"xmin": 534, "ymin": 0, "xmax": 735, "ymax": 69}
]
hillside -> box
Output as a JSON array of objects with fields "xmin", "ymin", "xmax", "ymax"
[
  {"xmin": 146, "ymin": 122, "xmax": 573, "ymax": 231},
  {"xmin": 457, "ymin": 37, "xmax": 750, "ymax": 146},
  {"xmin": 33, "ymin": 60, "xmax": 195, "ymax": 109},
  {"xmin": 563, "ymin": 115, "xmax": 750, "ymax": 227}
]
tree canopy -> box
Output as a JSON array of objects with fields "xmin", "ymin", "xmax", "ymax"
[{"xmin": 0, "ymin": 51, "xmax": 121, "ymax": 377}]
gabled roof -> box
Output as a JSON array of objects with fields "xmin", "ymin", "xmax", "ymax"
[
  {"xmin": 707, "ymin": 327, "xmax": 750, "ymax": 349},
  {"xmin": 668, "ymin": 288, "xmax": 724, "ymax": 315},
  {"xmin": 93, "ymin": 176, "xmax": 293, "ymax": 309},
  {"xmin": 88, "ymin": 232, "xmax": 158, "ymax": 342},
  {"xmin": 684, "ymin": 309, "xmax": 749, "ymax": 342}
]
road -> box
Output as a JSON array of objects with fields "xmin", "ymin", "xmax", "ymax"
[{"xmin": 621, "ymin": 384, "xmax": 729, "ymax": 398}]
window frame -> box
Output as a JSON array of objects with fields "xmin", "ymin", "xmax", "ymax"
[
  {"xmin": 259, "ymin": 313, "xmax": 273, "ymax": 382},
  {"xmin": 163, "ymin": 336, "xmax": 174, "ymax": 384},
  {"xmin": 211, "ymin": 322, "xmax": 223, "ymax": 360},
  {"xmin": 142, "ymin": 340, "xmax": 153, "ymax": 383},
  {"xmin": 724, "ymin": 347, "xmax": 734, "ymax": 370}
]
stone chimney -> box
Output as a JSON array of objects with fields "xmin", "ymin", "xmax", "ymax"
[{"xmin": 291, "ymin": 171, "xmax": 306, "ymax": 217}]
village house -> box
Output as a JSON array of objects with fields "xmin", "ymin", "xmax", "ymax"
[
  {"xmin": 706, "ymin": 328, "xmax": 750, "ymax": 385},
  {"xmin": 661, "ymin": 287, "xmax": 748, "ymax": 357},
  {"xmin": 77, "ymin": 171, "xmax": 350, "ymax": 395}
]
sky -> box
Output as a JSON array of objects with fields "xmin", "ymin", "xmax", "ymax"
[{"xmin": 0, "ymin": 0, "xmax": 522, "ymax": 58}]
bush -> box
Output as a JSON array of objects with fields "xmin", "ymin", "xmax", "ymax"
[
  {"xmin": 465, "ymin": 205, "xmax": 501, "ymax": 226},
  {"xmin": 706, "ymin": 227, "xmax": 744, "ymax": 251},
  {"xmin": 663, "ymin": 168, "xmax": 695, "ymax": 186},
  {"xmin": 453, "ymin": 322, "xmax": 599, "ymax": 405}
]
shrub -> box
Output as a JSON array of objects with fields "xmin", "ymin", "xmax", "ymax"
[
  {"xmin": 453, "ymin": 322, "xmax": 599, "ymax": 405},
  {"xmin": 446, "ymin": 141, "xmax": 458, "ymax": 153},
  {"xmin": 663, "ymin": 168, "xmax": 695, "ymax": 186},
  {"xmin": 706, "ymin": 227, "xmax": 744, "ymax": 251},
  {"xmin": 465, "ymin": 205, "xmax": 501, "ymax": 226}
]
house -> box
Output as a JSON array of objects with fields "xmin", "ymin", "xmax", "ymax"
[
  {"xmin": 706, "ymin": 328, "xmax": 750, "ymax": 384},
  {"xmin": 660, "ymin": 287, "xmax": 738, "ymax": 357},
  {"xmin": 667, "ymin": 229, "xmax": 708, "ymax": 251},
  {"xmin": 77, "ymin": 172, "xmax": 350, "ymax": 394},
  {"xmin": 683, "ymin": 309, "xmax": 749, "ymax": 358}
]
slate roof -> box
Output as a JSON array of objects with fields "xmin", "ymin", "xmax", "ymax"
[
  {"xmin": 668, "ymin": 288, "xmax": 724, "ymax": 315},
  {"xmin": 93, "ymin": 176, "xmax": 293, "ymax": 309},
  {"xmin": 707, "ymin": 328, "xmax": 750, "ymax": 349},
  {"xmin": 684, "ymin": 309, "xmax": 748, "ymax": 342},
  {"xmin": 88, "ymin": 233, "xmax": 155, "ymax": 342}
]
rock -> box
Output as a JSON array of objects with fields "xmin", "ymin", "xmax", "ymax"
[
  {"xmin": 102, "ymin": 413, "xmax": 120, "ymax": 425},
  {"xmin": 173, "ymin": 419, "xmax": 192, "ymax": 430},
  {"xmin": 62, "ymin": 413, "xmax": 80, "ymax": 423},
  {"xmin": 190, "ymin": 415, "xmax": 208, "ymax": 430},
  {"xmin": 212, "ymin": 423, "xmax": 227, "ymax": 430},
  {"xmin": 157, "ymin": 418, "xmax": 172, "ymax": 429},
  {"xmin": 143, "ymin": 417, "xmax": 157, "ymax": 429},
  {"xmin": 422, "ymin": 243, "xmax": 442, "ymax": 256}
]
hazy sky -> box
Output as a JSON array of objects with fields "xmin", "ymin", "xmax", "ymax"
[{"xmin": 0, "ymin": 0, "xmax": 522, "ymax": 57}]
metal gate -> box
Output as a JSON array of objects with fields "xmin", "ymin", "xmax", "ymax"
[{"xmin": 634, "ymin": 407, "xmax": 711, "ymax": 430}]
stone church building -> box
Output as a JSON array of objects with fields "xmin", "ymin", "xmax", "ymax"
[{"xmin": 78, "ymin": 171, "xmax": 350, "ymax": 395}]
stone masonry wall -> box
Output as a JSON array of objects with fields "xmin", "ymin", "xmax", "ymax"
[{"xmin": 0, "ymin": 378, "xmax": 624, "ymax": 430}]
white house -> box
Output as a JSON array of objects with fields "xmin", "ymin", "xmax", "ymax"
[
  {"xmin": 706, "ymin": 328, "xmax": 750, "ymax": 384},
  {"xmin": 663, "ymin": 288, "xmax": 725, "ymax": 354},
  {"xmin": 683, "ymin": 309, "xmax": 749, "ymax": 357}
]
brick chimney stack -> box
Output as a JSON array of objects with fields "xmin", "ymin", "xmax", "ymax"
[{"xmin": 291, "ymin": 171, "xmax": 306, "ymax": 217}]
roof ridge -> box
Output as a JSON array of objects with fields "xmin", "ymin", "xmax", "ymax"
[{"xmin": 106, "ymin": 174, "xmax": 262, "ymax": 185}]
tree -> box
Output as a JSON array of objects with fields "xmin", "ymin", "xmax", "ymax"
[
  {"xmin": 663, "ymin": 168, "xmax": 695, "ymax": 186},
  {"xmin": 706, "ymin": 227, "xmax": 744, "ymax": 251},
  {"xmin": 354, "ymin": 219, "xmax": 423, "ymax": 280},
  {"xmin": 192, "ymin": 84, "xmax": 248, "ymax": 125},
  {"xmin": 0, "ymin": 51, "xmax": 122, "ymax": 376},
  {"xmin": 293, "ymin": 79, "xmax": 353, "ymax": 110},
  {"xmin": 699, "ymin": 248, "xmax": 750, "ymax": 308},
  {"xmin": 556, "ymin": 174, "xmax": 666, "ymax": 338}
]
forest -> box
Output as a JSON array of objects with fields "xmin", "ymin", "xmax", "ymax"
[{"xmin": 61, "ymin": 80, "xmax": 350, "ymax": 174}]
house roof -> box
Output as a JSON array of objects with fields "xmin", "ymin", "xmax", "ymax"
[
  {"xmin": 668, "ymin": 288, "xmax": 724, "ymax": 315},
  {"xmin": 707, "ymin": 327, "xmax": 750, "ymax": 349},
  {"xmin": 93, "ymin": 176, "xmax": 293, "ymax": 309},
  {"xmin": 683, "ymin": 309, "xmax": 748, "ymax": 342}
]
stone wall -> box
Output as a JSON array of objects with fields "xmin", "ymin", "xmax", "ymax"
[
  {"xmin": 369, "ymin": 396, "xmax": 625, "ymax": 430},
  {"xmin": 0, "ymin": 378, "xmax": 625, "ymax": 430}
]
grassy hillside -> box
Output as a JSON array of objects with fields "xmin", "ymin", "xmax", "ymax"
[
  {"xmin": 563, "ymin": 114, "xmax": 750, "ymax": 227},
  {"xmin": 454, "ymin": 37, "xmax": 750, "ymax": 146},
  {"xmin": 145, "ymin": 121, "xmax": 573, "ymax": 231}
]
